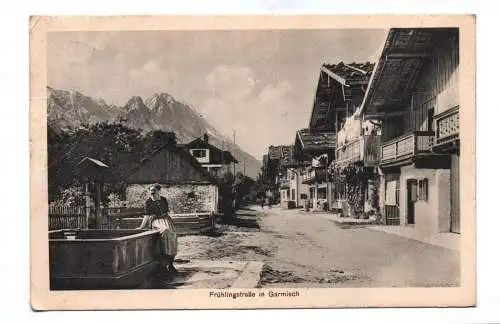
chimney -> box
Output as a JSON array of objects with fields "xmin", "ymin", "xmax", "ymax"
[
  {"xmin": 151, "ymin": 131, "xmax": 176, "ymax": 149},
  {"xmin": 203, "ymin": 133, "xmax": 209, "ymax": 144},
  {"xmin": 166, "ymin": 132, "xmax": 177, "ymax": 146}
]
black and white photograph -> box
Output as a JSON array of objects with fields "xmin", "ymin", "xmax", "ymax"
[{"xmin": 30, "ymin": 15, "xmax": 475, "ymax": 309}]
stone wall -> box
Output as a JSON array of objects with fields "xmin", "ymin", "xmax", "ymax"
[{"xmin": 126, "ymin": 183, "xmax": 218, "ymax": 214}]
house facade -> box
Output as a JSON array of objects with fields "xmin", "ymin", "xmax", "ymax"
[
  {"xmin": 125, "ymin": 135, "xmax": 219, "ymax": 233},
  {"xmin": 183, "ymin": 134, "xmax": 238, "ymax": 179},
  {"xmin": 333, "ymin": 109, "xmax": 382, "ymax": 216},
  {"xmin": 296, "ymin": 62, "xmax": 375, "ymax": 211},
  {"xmin": 294, "ymin": 129, "xmax": 335, "ymax": 211},
  {"xmin": 272, "ymin": 145, "xmax": 306, "ymax": 209},
  {"xmin": 360, "ymin": 28, "xmax": 460, "ymax": 234}
]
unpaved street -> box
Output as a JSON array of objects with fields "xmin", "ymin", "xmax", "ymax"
[{"xmin": 176, "ymin": 206, "xmax": 460, "ymax": 288}]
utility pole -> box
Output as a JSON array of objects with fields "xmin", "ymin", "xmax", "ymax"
[
  {"xmin": 233, "ymin": 129, "xmax": 236, "ymax": 178},
  {"xmin": 243, "ymin": 157, "xmax": 246, "ymax": 176}
]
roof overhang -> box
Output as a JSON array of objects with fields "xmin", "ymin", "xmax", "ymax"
[
  {"xmin": 360, "ymin": 28, "xmax": 438, "ymax": 117},
  {"xmin": 309, "ymin": 64, "xmax": 374, "ymax": 131}
]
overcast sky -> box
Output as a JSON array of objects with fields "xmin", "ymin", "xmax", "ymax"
[{"xmin": 48, "ymin": 29, "xmax": 388, "ymax": 159}]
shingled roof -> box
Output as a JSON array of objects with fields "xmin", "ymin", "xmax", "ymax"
[
  {"xmin": 360, "ymin": 28, "xmax": 456, "ymax": 117},
  {"xmin": 310, "ymin": 61, "xmax": 375, "ymax": 132},
  {"xmin": 296, "ymin": 129, "xmax": 336, "ymax": 151},
  {"xmin": 321, "ymin": 62, "xmax": 375, "ymax": 85}
]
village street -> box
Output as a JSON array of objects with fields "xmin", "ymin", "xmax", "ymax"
[{"xmin": 165, "ymin": 206, "xmax": 460, "ymax": 289}]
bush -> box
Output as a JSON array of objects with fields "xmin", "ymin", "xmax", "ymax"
[{"xmin": 49, "ymin": 186, "xmax": 86, "ymax": 207}]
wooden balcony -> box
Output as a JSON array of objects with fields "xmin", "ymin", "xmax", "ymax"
[
  {"xmin": 302, "ymin": 168, "xmax": 328, "ymax": 184},
  {"xmin": 336, "ymin": 135, "xmax": 381, "ymax": 167},
  {"xmin": 434, "ymin": 106, "xmax": 459, "ymax": 151},
  {"xmin": 380, "ymin": 131, "xmax": 435, "ymax": 166}
]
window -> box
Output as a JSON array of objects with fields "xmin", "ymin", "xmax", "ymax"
[
  {"xmin": 318, "ymin": 188, "xmax": 327, "ymax": 200},
  {"xmin": 409, "ymin": 180, "xmax": 418, "ymax": 202},
  {"xmin": 386, "ymin": 180, "xmax": 398, "ymax": 205},
  {"xmin": 191, "ymin": 149, "xmax": 207, "ymax": 158},
  {"xmin": 418, "ymin": 179, "xmax": 429, "ymax": 201},
  {"xmin": 291, "ymin": 189, "xmax": 296, "ymax": 201}
]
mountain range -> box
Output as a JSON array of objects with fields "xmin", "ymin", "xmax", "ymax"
[{"xmin": 47, "ymin": 87, "xmax": 262, "ymax": 178}]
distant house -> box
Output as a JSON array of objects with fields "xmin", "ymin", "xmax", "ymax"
[
  {"xmin": 274, "ymin": 145, "xmax": 306, "ymax": 209},
  {"xmin": 125, "ymin": 134, "xmax": 219, "ymax": 233},
  {"xmin": 264, "ymin": 145, "xmax": 283, "ymax": 185},
  {"xmin": 294, "ymin": 129, "xmax": 336, "ymax": 211},
  {"xmin": 182, "ymin": 134, "xmax": 238, "ymax": 179},
  {"xmin": 295, "ymin": 61, "xmax": 376, "ymax": 212}
]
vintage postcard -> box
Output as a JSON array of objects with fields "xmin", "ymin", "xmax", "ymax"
[{"xmin": 30, "ymin": 15, "xmax": 476, "ymax": 310}]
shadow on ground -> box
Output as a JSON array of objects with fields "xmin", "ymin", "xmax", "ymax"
[
  {"xmin": 142, "ymin": 268, "xmax": 198, "ymax": 289},
  {"xmin": 217, "ymin": 211, "xmax": 261, "ymax": 231}
]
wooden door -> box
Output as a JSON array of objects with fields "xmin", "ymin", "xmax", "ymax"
[
  {"xmin": 407, "ymin": 179, "xmax": 418, "ymax": 225},
  {"xmin": 450, "ymin": 154, "xmax": 460, "ymax": 233}
]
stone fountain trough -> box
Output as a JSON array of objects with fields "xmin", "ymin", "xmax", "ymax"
[{"xmin": 49, "ymin": 229, "xmax": 161, "ymax": 290}]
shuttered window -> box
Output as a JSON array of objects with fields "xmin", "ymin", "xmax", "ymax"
[{"xmin": 418, "ymin": 179, "xmax": 429, "ymax": 201}]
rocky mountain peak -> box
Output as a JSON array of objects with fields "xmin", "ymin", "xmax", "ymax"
[
  {"xmin": 47, "ymin": 87, "xmax": 262, "ymax": 178},
  {"xmin": 124, "ymin": 96, "xmax": 147, "ymax": 110}
]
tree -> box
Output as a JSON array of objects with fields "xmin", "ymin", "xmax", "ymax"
[{"xmin": 47, "ymin": 122, "xmax": 145, "ymax": 203}]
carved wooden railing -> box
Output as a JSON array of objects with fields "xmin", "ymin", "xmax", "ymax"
[
  {"xmin": 381, "ymin": 131, "xmax": 435, "ymax": 163},
  {"xmin": 434, "ymin": 106, "xmax": 459, "ymax": 147},
  {"xmin": 336, "ymin": 135, "xmax": 381, "ymax": 166}
]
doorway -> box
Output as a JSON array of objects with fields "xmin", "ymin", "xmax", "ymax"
[{"xmin": 407, "ymin": 179, "xmax": 418, "ymax": 225}]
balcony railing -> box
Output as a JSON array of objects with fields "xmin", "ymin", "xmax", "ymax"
[
  {"xmin": 434, "ymin": 106, "xmax": 459, "ymax": 147},
  {"xmin": 302, "ymin": 168, "xmax": 328, "ymax": 184},
  {"xmin": 381, "ymin": 131, "xmax": 435, "ymax": 163},
  {"xmin": 336, "ymin": 135, "xmax": 381, "ymax": 166}
]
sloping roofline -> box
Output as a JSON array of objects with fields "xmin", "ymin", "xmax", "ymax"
[{"xmin": 126, "ymin": 143, "xmax": 216, "ymax": 183}]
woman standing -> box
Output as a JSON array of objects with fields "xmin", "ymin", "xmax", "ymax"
[{"xmin": 138, "ymin": 183, "xmax": 178, "ymax": 273}]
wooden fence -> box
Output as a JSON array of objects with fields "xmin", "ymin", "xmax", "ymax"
[
  {"xmin": 48, "ymin": 206, "xmax": 88, "ymax": 230},
  {"xmin": 48, "ymin": 205, "xmax": 217, "ymax": 234},
  {"xmin": 48, "ymin": 205, "xmax": 125, "ymax": 230}
]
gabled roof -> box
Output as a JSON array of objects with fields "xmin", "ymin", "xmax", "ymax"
[
  {"xmin": 321, "ymin": 62, "xmax": 375, "ymax": 86},
  {"xmin": 75, "ymin": 157, "xmax": 110, "ymax": 181},
  {"xmin": 126, "ymin": 142, "xmax": 216, "ymax": 184},
  {"xmin": 77, "ymin": 157, "xmax": 109, "ymax": 168},
  {"xmin": 309, "ymin": 61, "xmax": 375, "ymax": 132},
  {"xmin": 360, "ymin": 28, "xmax": 457, "ymax": 117},
  {"xmin": 296, "ymin": 129, "xmax": 336, "ymax": 151}
]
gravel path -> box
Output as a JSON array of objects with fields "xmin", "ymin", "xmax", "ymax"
[{"xmin": 176, "ymin": 205, "xmax": 460, "ymax": 288}]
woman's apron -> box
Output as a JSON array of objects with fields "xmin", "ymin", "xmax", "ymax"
[{"xmin": 152, "ymin": 217, "xmax": 178, "ymax": 257}]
